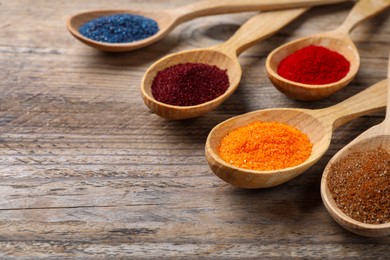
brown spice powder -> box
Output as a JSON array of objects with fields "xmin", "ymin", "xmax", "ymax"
[{"xmin": 327, "ymin": 147, "xmax": 390, "ymax": 224}]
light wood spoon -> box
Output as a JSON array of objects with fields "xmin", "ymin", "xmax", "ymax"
[
  {"xmin": 141, "ymin": 8, "xmax": 309, "ymax": 120},
  {"xmin": 205, "ymin": 79, "xmax": 387, "ymax": 189},
  {"xmin": 67, "ymin": 0, "xmax": 349, "ymax": 52},
  {"xmin": 320, "ymin": 57, "xmax": 390, "ymax": 237},
  {"xmin": 266, "ymin": 0, "xmax": 390, "ymax": 101}
]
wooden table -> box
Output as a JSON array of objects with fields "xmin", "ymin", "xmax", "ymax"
[{"xmin": 1, "ymin": 0, "xmax": 389, "ymax": 258}]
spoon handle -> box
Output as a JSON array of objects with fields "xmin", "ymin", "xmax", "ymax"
[
  {"xmin": 317, "ymin": 79, "xmax": 387, "ymax": 129},
  {"xmin": 335, "ymin": 0, "xmax": 390, "ymax": 34},
  {"xmin": 385, "ymin": 52, "xmax": 390, "ymax": 125},
  {"xmin": 171, "ymin": 0, "xmax": 347, "ymax": 23},
  {"xmin": 211, "ymin": 8, "xmax": 308, "ymax": 56}
]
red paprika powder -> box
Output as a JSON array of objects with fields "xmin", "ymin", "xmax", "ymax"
[
  {"xmin": 277, "ymin": 45, "xmax": 350, "ymax": 85},
  {"xmin": 151, "ymin": 63, "xmax": 229, "ymax": 106}
]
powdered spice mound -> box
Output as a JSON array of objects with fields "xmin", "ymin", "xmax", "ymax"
[
  {"xmin": 327, "ymin": 147, "xmax": 390, "ymax": 224},
  {"xmin": 218, "ymin": 121, "xmax": 312, "ymax": 171},
  {"xmin": 277, "ymin": 45, "xmax": 350, "ymax": 85},
  {"xmin": 79, "ymin": 14, "xmax": 159, "ymax": 43},
  {"xmin": 151, "ymin": 63, "xmax": 229, "ymax": 106}
]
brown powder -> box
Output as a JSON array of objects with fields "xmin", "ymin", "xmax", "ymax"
[{"xmin": 327, "ymin": 147, "xmax": 390, "ymax": 224}]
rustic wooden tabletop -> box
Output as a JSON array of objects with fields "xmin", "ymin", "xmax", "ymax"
[{"xmin": 0, "ymin": 0, "xmax": 389, "ymax": 258}]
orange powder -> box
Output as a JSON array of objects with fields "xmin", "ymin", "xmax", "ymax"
[{"xmin": 218, "ymin": 121, "xmax": 312, "ymax": 171}]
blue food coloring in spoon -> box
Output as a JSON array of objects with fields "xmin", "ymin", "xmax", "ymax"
[{"xmin": 79, "ymin": 14, "xmax": 159, "ymax": 43}]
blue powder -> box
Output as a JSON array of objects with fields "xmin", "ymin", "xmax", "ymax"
[{"xmin": 79, "ymin": 14, "xmax": 159, "ymax": 43}]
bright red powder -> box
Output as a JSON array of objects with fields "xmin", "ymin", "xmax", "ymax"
[
  {"xmin": 277, "ymin": 45, "xmax": 350, "ymax": 85},
  {"xmin": 151, "ymin": 63, "xmax": 229, "ymax": 106}
]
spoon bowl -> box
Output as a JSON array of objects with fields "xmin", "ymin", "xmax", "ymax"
[
  {"xmin": 141, "ymin": 49, "xmax": 242, "ymax": 119},
  {"xmin": 205, "ymin": 79, "xmax": 387, "ymax": 188},
  {"xmin": 266, "ymin": 0, "xmax": 390, "ymax": 101},
  {"xmin": 67, "ymin": 10, "xmax": 174, "ymax": 52},
  {"xmin": 206, "ymin": 108, "xmax": 330, "ymax": 188},
  {"xmin": 141, "ymin": 8, "xmax": 308, "ymax": 120},
  {"xmin": 321, "ymin": 133, "xmax": 390, "ymax": 237},
  {"xmin": 320, "ymin": 54, "xmax": 390, "ymax": 237},
  {"xmin": 67, "ymin": 0, "xmax": 349, "ymax": 52},
  {"xmin": 266, "ymin": 33, "xmax": 359, "ymax": 100}
]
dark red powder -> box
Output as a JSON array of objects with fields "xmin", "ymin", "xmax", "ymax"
[
  {"xmin": 277, "ymin": 45, "xmax": 350, "ymax": 85},
  {"xmin": 151, "ymin": 63, "xmax": 229, "ymax": 106}
]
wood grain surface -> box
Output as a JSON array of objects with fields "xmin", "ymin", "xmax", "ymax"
[{"xmin": 0, "ymin": 0, "xmax": 389, "ymax": 258}]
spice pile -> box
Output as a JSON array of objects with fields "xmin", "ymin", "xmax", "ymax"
[
  {"xmin": 277, "ymin": 45, "xmax": 350, "ymax": 85},
  {"xmin": 327, "ymin": 147, "xmax": 390, "ymax": 224},
  {"xmin": 79, "ymin": 14, "xmax": 159, "ymax": 43},
  {"xmin": 218, "ymin": 121, "xmax": 312, "ymax": 171},
  {"xmin": 151, "ymin": 63, "xmax": 229, "ymax": 106}
]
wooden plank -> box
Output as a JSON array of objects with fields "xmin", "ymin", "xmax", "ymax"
[{"xmin": 0, "ymin": 0, "xmax": 389, "ymax": 258}]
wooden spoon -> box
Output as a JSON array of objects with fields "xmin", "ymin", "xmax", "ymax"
[
  {"xmin": 67, "ymin": 0, "xmax": 349, "ymax": 52},
  {"xmin": 320, "ymin": 58, "xmax": 390, "ymax": 237},
  {"xmin": 205, "ymin": 79, "xmax": 387, "ymax": 189},
  {"xmin": 141, "ymin": 8, "xmax": 309, "ymax": 120},
  {"xmin": 266, "ymin": 0, "xmax": 390, "ymax": 101}
]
